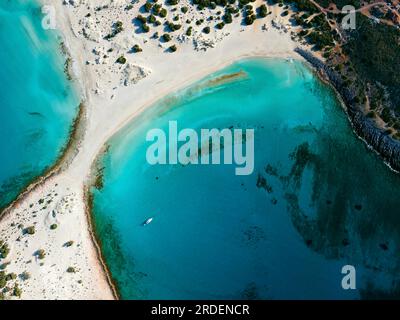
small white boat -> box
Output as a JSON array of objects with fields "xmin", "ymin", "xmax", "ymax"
[{"xmin": 143, "ymin": 217, "xmax": 154, "ymax": 226}]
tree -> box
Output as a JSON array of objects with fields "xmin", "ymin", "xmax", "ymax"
[
  {"xmin": 203, "ymin": 26, "xmax": 211, "ymax": 34},
  {"xmin": 169, "ymin": 45, "xmax": 177, "ymax": 52}
]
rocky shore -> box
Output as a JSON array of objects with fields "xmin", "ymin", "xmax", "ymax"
[{"xmin": 295, "ymin": 48, "xmax": 400, "ymax": 172}]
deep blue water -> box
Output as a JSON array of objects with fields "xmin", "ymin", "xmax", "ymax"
[
  {"xmin": 0, "ymin": 0, "xmax": 78, "ymax": 209},
  {"xmin": 92, "ymin": 59, "xmax": 400, "ymax": 299}
]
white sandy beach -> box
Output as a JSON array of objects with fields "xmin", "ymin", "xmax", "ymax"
[{"xmin": 0, "ymin": 0, "xmax": 310, "ymax": 299}]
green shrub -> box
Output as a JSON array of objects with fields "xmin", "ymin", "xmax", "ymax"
[
  {"xmin": 258, "ymin": 4, "xmax": 268, "ymax": 18},
  {"xmin": 36, "ymin": 249, "xmax": 46, "ymax": 260},
  {"xmin": 67, "ymin": 267, "xmax": 76, "ymax": 273},
  {"xmin": 159, "ymin": 8, "xmax": 168, "ymax": 18},
  {"xmin": 203, "ymin": 26, "xmax": 210, "ymax": 34},
  {"xmin": 216, "ymin": 22, "xmax": 225, "ymax": 29},
  {"xmin": 166, "ymin": 22, "xmax": 181, "ymax": 31},
  {"xmin": 105, "ymin": 21, "xmax": 123, "ymax": 40},
  {"xmin": 0, "ymin": 240, "xmax": 10, "ymax": 259},
  {"xmin": 142, "ymin": 23, "xmax": 150, "ymax": 33},
  {"xmin": 24, "ymin": 226, "xmax": 35, "ymax": 235},
  {"xmin": 50, "ymin": 224, "xmax": 58, "ymax": 230},
  {"xmin": 223, "ymin": 13, "xmax": 232, "ymax": 24},
  {"xmin": 148, "ymin": 14, "xmax": 156, "ymax": 24},
  {"xmin": 64, "ymin": 241, "xmax": 74, "ymax": 247},
  {"xmin": 162, "ymin": 33, "xmax": 172, "ymax": 42},
  {"xmin": 20, "ymin": 271, "xmax": 30, "ymax": 281},
  {"xmin": 144, "ymin": 1, "xmax": 153, "ymax": 12},
  {"xmin": 116, "ymin": 56, "xmax": 127, "ymax": 64},
  {"xmin": 0, "ymin": 271, "xmax": 6, "ymax": 288},
  {"xmin": 245, "ymin": 14, "xmax": 256, "ymax": 25},
  {"xmin": 136, "ymin": 15, "xmax": 147, "ymax": 24},
  {"xmin": 132, "ymin": 44, "xmax": 143, "ymax": 53},
  {"xmin": 13, "ymin": 283, "xmax": 22, "ymax": 298}
]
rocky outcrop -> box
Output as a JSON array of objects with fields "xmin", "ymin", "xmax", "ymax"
[{"xmin": 295, "ymin": 48, "xmax": 400, "ymax": 172}]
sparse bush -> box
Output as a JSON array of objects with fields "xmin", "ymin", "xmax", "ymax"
[
  {"xmin": 144, "ymin": 1, "xmax": 153, "ymax": 12},
  {"xmin": 64, "ymin": 241, "xmax": 74, "ymax": 247},
  {"xmin": 136, "ymin": 15, "xmax": 147, "ymax": 24},
  {"xmin": 159, "ymin": 8, "xmax": 168, "ymax": 18},
  {"xmin": 244, "ymin": 14, "xmax": 256, "ymax": 25},
  {"xmin": 105, "ymin": 21, "xmax": 123, "ymax": 40},
  {"xmin": 148, "ymin": 14, "xmax": 157, "ymax": 24},
  {"xmin": 142, "ymin": 23, "xmax": 150, "ymax": 33},
  {"xmin": 36, "ymin": 249, "xmax": 46, "ymax": 260},
  {"xmin": 20, "ymin": 271, "xmax": 30, "ymax": 281},
  {"xmin": 0, "ymin": 240, "xmax": 10, "ymax": 259},
  {"xmin": 0, "ymin": 271, "xmax": 6, "ymax": 288},
  {"xmin": 132, "ymin": 44, "xmax": 143, "ymax": 53},
  {"xmin": 116, "ymin": 56, "xmax": 127, "ymax": 64},
  {"xmin": 6, "ymin": 273, "xmax": 16, "ymax": 281},
  {"xmin": 167, "ymin": 0, "xmax": 179, "ymax": 5},
  {"xmin": 13, "ymin": 283, "xmax": 22, "ymax": 298},
  {"xmin": 67, "ymin": 267, "xmax": 76, "ymax": 273},
  {"xmin": 162, "ymin": 33, "xmax": 172, "ymax": 42},
  {"xmin": 258, "ymin": 4, "xmax": 268, "ymax": 18},
  {"xmin": 24, "ymin": 226, "xmax": 35, "ymax": 235},
  {"xmin": 223, "ymin": 13, "xmax": 232, "ymax": 24},
  {"xmin": 216, "ymin": 22, "xmax": 225, "ymax": 29}
]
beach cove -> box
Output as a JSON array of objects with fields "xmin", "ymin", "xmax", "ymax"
[
  {"xmin": 91, "ymin": 59, "xmax": 400, "ymax": 299},
  {"xmin": 0, "ymin": 0, "xmax": 78, "ymax": 211}
]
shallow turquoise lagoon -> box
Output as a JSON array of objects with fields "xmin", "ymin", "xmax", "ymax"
[
  {"xmin": 92, "ymin": 59, "xmax": 400, "ymax": 299},
  {"xmin": 0, "ymin": 0, "xmax": 78, "ymax": 209}
]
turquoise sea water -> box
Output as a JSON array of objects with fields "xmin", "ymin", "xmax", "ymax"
[
  {"xmin": 0, "ymin": 0, "xmax": 78, "ymax": 209},
  {"xmin": 92, "ymin": 59, "xmax": 400, "ymax": 299}
]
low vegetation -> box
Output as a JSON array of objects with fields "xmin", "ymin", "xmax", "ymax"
[{"xmin": 0, "ymin": 240, "xmax": 10, "ymax": 259}]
